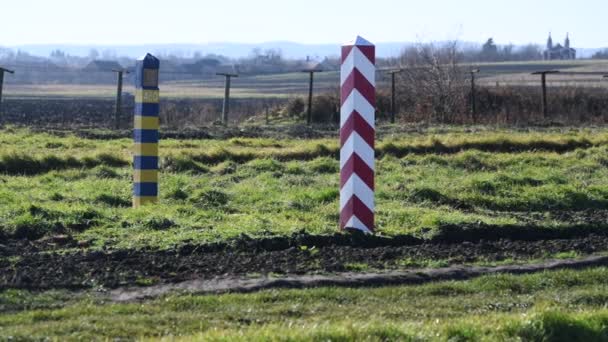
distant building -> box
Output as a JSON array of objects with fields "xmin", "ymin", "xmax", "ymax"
[
  {"xmin": 82, "ymin": 60, "xmax": 124, "ymax": 71},
  {"xmin": 543, "ymin": 33, "xmax": 576, "ymax": 60}
]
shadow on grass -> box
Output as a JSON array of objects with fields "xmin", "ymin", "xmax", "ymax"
[
  {"xmin": 514, "ymin": 311, "xmax": 608, "ymax": 342},
  {"xmin": 172, "ymin": 222, "xmax": 608, "ymax": 254},
  {"xmin": 0, "ymin": 135, "xmax": 599, "ymax": 175},
  {"xmin": 0, "ymin": 153, "xmax": 128, "ymax": 176},
  {"xmin": 187, "ymin": 138, "xmax": 596, "ymax": 167}
]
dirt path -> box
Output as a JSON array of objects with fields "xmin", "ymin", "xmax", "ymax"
[{"xmin": 110, "ymin": 255, "xmax": 608, "ymax": 301}]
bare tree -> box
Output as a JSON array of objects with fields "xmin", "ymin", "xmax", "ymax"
[{"xmin": 397, "ymin": 41, "xmax": 467, "ymax": 123}]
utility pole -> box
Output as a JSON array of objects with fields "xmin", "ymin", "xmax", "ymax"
[
  {"xmin": 217, "ymin": 71, "xmax": 238, "ymax": 125},
  {"xmin": 531, "ymin": 70, "xmax": 559, "ymax": 119},
  {"xmin": 0, "ymin": 67, "xmax": 15, "ymax": 124},
  {"xmin": 112, "ymin": 69, "xmax": 129, "ymax": 129},
  {"xmin": 302, "ymin": 63, "xmax": 323, "ymax": 125},
  {"xmin": 469, "ymin": 69, "xmax": 480, "ymax": 123}
]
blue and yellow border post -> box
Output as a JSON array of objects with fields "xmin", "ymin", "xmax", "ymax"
[{"xmin": 133, "ymin": 53, "xmax": 160, "ymax": 208}]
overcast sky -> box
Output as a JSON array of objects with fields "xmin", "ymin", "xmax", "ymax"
[{"xmin": 2, "ymin": 0, "xmax": 605, "ymax": 47}]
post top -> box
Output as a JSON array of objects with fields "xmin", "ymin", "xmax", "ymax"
[
  {"xmin": 0, "ymin": 67, "xmax": 15, "ymax": 74},
  {"xmin": 531, "ymin": 70, "xmax": 559, "ymax": 75},
  {"xmin": 216, "ymin": 64, "xmax": 239, "ymax": 77},
  {"xmin": 344, "ymin": 36, "xmax": 374, "ymax": 47},
  {"xmin": 138, "ymin": 53, "xmax": 160, "ymax": 69},
  {"xmin": 301, "ymin": 62, "xmax": 323, "ymax": 72}
]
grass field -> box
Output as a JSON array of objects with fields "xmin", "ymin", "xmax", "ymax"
[
  {"xmin": 4, "ymin": 125, "xmax": 608, "ymax": 340},
  {"xmin": 5, "ymin": 59, "xmax": 608, "ymax": 100},
  {"xmin": 3, "ymin": 71, "xmax": 342, "ymax": 100},
  {"xmin": 1, "ymin": 126, "xmax": 608, "ymax": 250},
  {"xmin": 469, "ymin": 59, "xmax": 608, "ymax": 87},
  {"xmin": 4, "ymin": 267, "xmax": 608, "ymax": 340}
]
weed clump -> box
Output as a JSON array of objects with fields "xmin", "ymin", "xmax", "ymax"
[
  {"xmin": 83, "ymin": 153, "xmax": 127, "ymax": 168},
  {"xmin": 4, "ymin": 204, "xmax": 102, "ymax": 240},
  {"xmin": 289, "ymin": 188, "xmax": 338, "ymax": 210},
  {"xmin": 95, "ymin": 194, "xmax": 131, "ymax": 207},
  {"xmin": 166, "ymin": 188, "xmax": 189, "ymax": 201},
  {"xmin": 308, "ymin": 157, "xmax": 338, "ymax": 174},
  {"xmin": 452, "ymin": 151, "xmax": 495, "ymax": 171},
  {"xmin": 409, "ymin": 187, "xmax": 448, "ymax": 204},
  {"xmin": 246, "ymin": 158, "xmax": 284, "ymax": 173},
  {"xmin": 49, "ymin": 192, "xmax": 64, "ymax": 201},
  {"xmin": 162, "ymin": 155, "xmax": 209, "ymax": 173},
  {"xmin": 10, "ymin": 214, "xmax": 61, "ymax": 240},
  {"xmin": 471, "ymin": 179, "xmax": 497, "ymax": 195},
  {"xmin": 142, "ymin": 217, "xmax": 176, "ymax": 230},
  {"xmin": 44, "ymin": 142, "xmax": 66, "ymax": 149},
  {"xmin": 494, "ymin": 174, "xmax": 546, "ymax": 187},
  {"xmin": 65, "ymin": 208, "xmax": 101, "ymax": 231},
  {"xmin": 212, "ymin": 161, "xmax": 237, "ymax": 175},
  {"xmin": 190, "ymin": 189, "xmax": 230, "ymax": 209},
  {"xmin": 94, "ymin": 166, "xmax": 120, "ymax": 179},
  {"xmin": 285, "ymin": 162, "xmax": 306, "ymax": 175},
  {"xmin": 417, "ymin": 155, "xmax": 449, "ymax": 166}
]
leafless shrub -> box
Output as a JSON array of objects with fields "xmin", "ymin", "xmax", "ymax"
[
  {"xmin": 396, "ymin": 42, "xmax": 467, "ymax": 123},
  {"xmin": 311, "ymin": 94, "xmax": 339, "ymax": 123},
  {"xmin": 284, "ymin": 98, "xmax": 306, "ymax": 118}
]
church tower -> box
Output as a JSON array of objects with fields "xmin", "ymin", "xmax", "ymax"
[
  {"xmin": 565, "ymin": 33, "xmax": 570, "ymax": 49},
  {"xmin": 547, "ymin": 33, "xmax": 553, "ymax": 49}
]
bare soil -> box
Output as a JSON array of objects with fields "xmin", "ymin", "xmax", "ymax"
[{"xmin": 2, "ymin": 229, "xmax": 608, "ymax": 291}]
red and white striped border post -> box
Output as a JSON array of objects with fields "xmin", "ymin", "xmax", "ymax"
[{"xmin": 339, "ymin": 36, "xmax": 375, "ymax": 233}]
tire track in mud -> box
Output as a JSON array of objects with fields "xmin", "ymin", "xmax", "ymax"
[{"xmin": 110, "ymin": 255, "xmax": 608, "ymax": 302}]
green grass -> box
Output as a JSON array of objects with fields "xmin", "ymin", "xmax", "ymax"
[
  {"xmin": 4, "ymin": 126, "xmax": 608, "ymax": 340},
  {"xmin": 2, "ymin": 127, "xmax": 608, "ymax": 249},
  {"xmin": 4, "ymin": 267, "xmax": 608, "ymax": 340}
]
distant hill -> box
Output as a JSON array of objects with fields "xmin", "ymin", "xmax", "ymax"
[
  {"xmin": 8, "ymin": 42, "xmax": 606, "ymax": 60},
  {"xmin": 9, "ymin": 42, "xmax": 412, "ymax": 59}
]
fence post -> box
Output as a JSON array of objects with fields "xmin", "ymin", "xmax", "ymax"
[
  {"xmin": 391, "ymin": 71, "xmax": 396, "ymax": 123},
  {"xmin": 532, "ymin": 70, "xmax": 558, "ymax": 120},
  {"xmin": 217, "ymin": 71, "xmax": 238, "ymax": 125},
  {"xmin": 302, "ymin": 64, "xmax": 322, "ymax": 125},
  {"xmin": 470, "ymin": 69, "xmax": 480, "ymax": 123},
  {"xmin": 0, "ymin": 68, "xmax": 15, "ymax": 124},
  {"xmin": 307, "ymin": 71, "xmax": 314, "ymax": 125},
  {"xmin": 222, "ymin": 75, "xmax": 231, "ymax": 124},
  {"xmin": 113, "ymin": 69, "xmax": 128, "ymax": 129},
  {"xmin": 339, "ymin": 36, "xmax": 375, "ymax": 234},
  {"xmin": 541, "ymin": 73, "xmax": 547, "ymax": 119},
  {"xmin": 384, "ymin": 69, "xmax": 402, "ymax": 124},
  {"xmin": 0, "ymin": 70, "xmax": 4, "ymax": 124},
  {"xmin": 133, "ymin": 53, "xmax": 160, "ymax": 208}
]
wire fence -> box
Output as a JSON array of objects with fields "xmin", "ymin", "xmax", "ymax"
[
  {"xmin": 0, "ymin": 65, "xmax": 349, "ymax": 128},
  {"xmin": 2, "ymin": 65, "xmax": 608, "ymax": 129}
]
